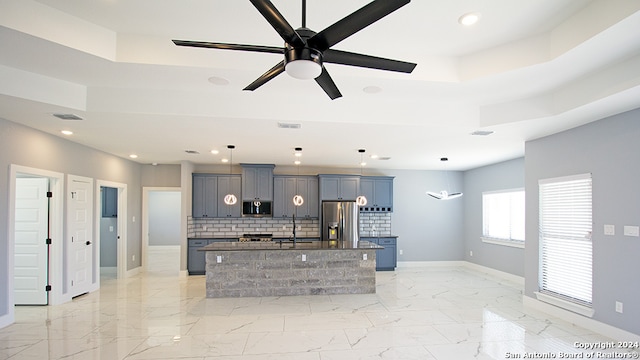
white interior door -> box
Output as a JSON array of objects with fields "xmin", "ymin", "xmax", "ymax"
[
  {"xmin": 14, "ymin": 177, "xmax": 49, "ymax": 305},
  {"xmin": 68, "ymin": 176, "xmax": 93, "ymax": 297}
]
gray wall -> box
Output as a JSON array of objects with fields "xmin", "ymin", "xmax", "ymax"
[
  {"xmin": 392, "ymin": 169, "xmax": 464, "ymax": 261},
  {"xmin": 148, "ymin": 191, "xmax": 181, "ymax": 246},
  {"xmin": 100, "ymin": 217, "xmax": 118, "ymax": 267},
  {"xmin": 0, "ymin": 118, "xmax": 143, "ymax": 321},
  {"xmin": 525, "ymin": 109, "xmax": 640, "ymax": 336},
  {"xmin": 463, "ymin": 158, "xmax": 525, "ymax": 276}
]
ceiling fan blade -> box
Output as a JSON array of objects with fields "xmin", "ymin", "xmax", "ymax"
[
  {"xmin": 243, "ymin": 60, "xmax": 285, "ymax": 91},
  {"xmin": 314, "ymin": 68, "xmax": 342, "ymax": 100},
  {"xmin": 323, "ymin": 49, "xmax": 416, "ymax": 73},
  {"xmin": 172, "ymin": 40, "xmax": 284, "ymax": 54},
  {"xmin": 307, "ymin": 0, "xmax": 410, "ymax": 51},
  {"xmin": 250, "ymin": 0, "xmax": 306, "ymax": 48}
]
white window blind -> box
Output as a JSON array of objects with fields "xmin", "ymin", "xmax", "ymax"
[
  {"xmin": 482, "ymin": 189, "xmax": 525, "ymax": 243},
  {"xmin": 539, "ymin": 173, "xmax": 592, "ymax": 306}
]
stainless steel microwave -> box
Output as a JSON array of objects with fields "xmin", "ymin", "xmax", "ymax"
[{"xmin": 242, "ymin": 201, "xmax": 272, "ymax": 217}]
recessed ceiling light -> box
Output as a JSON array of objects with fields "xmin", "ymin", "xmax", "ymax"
[
  {"xmin": 370, "ymin": 154, "xmax": 379, "ymax": 159},
  {"xmin": 221, "ymin": 158, "xmax": 229, "ymax": 163},
  {"xmin": 129, "ymin": 154, "xmax": 138, "ymax": 159},
  {"xmin": 294, "ymin": 160, "xmax": 301, "ymax": 165},
  {"xmin": 458, "ymin": 12, "xmax": 481, "ymax": 26},
  {"xmin": 208, "ymin": 76, "xmax": 229, "ymax": 85},
  {"xmin": 211, "ymin": 149, "xmax": 219, "ymax": 155},
  {"xmin": 363, "ymin": 86, "xmax": 382, "ymax": 94},
  {"xmin": 61, "ymin": 130, "xmax": 73, "ymax": 135}
]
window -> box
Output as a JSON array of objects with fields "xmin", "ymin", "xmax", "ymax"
[
  {"xmin": 482, "ymin": 189, "xmax": 525, "ymax": 247},
  {"xmin": 538, "ymin": 173, "xmax": 593, "ymax": 314}
]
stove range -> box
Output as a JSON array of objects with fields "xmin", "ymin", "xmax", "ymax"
[{"xmin": 238, "ymin": 233, "xmax": 273, "ymax": 242}]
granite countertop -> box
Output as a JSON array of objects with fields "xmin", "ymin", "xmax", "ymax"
[{"xmin": 200, "ymin": 240, "xmax": 382, "ymax": 251}]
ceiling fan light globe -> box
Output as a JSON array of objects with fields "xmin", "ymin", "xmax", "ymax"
[
  {"xmin": 285, "ymin": 47, "xmax": 323, "ymax": 79},
  {"xmin": 285, "ymin": 60, "xmax": 322, "ymax": 79}
]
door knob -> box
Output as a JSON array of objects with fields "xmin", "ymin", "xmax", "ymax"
[{"xmin": 86, "ymin": 241, "xmax": 91, "ymax": 245}]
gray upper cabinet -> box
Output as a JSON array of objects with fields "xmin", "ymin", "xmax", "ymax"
[
  {"xmin": 297, "ymin": 176, "xmax": 318, "ymax": 218},
  {"xmin": 192, "ymin": 174, "xmax": 218, "ymax": 218},
  {"xmin": 318, "ymin": 175, "xmax": 360, "ymax": 201},
  {"xmin": 274, "ymin": 176, "xmax": 319, "ymax": 218},
  {"xmin": 359, "ymin": 176, "xmax": 394, "ymax": 212},
  {"xmin": 241, "ymin": 164, "xmax": 274, "ymax": 201},
  {"xmin": 216, "ymin": 175, "xmax": 242, "ymax": 217}
]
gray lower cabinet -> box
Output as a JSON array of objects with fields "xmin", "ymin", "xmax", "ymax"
[
  {"xmin": 361, "ymin": 236, "xmax": 397, "ymax": 271},
  {"xmin": 188, "ymin": 238, "xmax": 234, "ymax": 275}
]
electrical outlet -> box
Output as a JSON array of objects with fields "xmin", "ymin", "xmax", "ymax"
[
  {"xmin": 399, "ymin": 249, "xmax": 403, "ymax": 255},
  {"xmin": 301, "ymin": 254, "xmax": 306, "ymax": 262},
  {"xmin": 604, "ymin": 224, "xmax": 615, "ymax": 236},
  {"xmin": 297, "ymin": 225, "xmax": 301, "ymax": 230},
  {"xmin": 216, "ymin": 255, "xmax": 222, "ymax": 264},
  {"xmin": 232, "ymin": 225, "xmax": 236, "ymax": 230},
  {"xmin": 470, "ymin": 251, "xmax": 473, "ymax": 257},
  {"xmin": 615, "ymin": 301, "xmax": 623, "ymax": 313},
  {"xmin": 256, "ymin": 228, "xmax": 259, "ymax": 232},
  {"xmin": 203, "ymin": 225, "xmax": 207, "ymax": 231},
  {"xmin": 132, "ymin": 255, "xmax": 135, "ymax": 262},
  {"xmin": 282, "ymin": 225, "xmax": 286, "ymax": 230},
  {"xmin": 623, "ymin": 226, "xmax": 639, "ymax": 237},
  {"xmin": 363, "ymin": 253, "xmax": 367, "ymax": 260}
]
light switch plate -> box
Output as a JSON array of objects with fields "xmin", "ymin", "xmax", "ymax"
[
  {"xmin": 623, "ymin": 226, "xmax": 639, "ymax": 237},
  {"xmin": 604, "ymin": 224, "xmax": 615, "ymax": 236}
]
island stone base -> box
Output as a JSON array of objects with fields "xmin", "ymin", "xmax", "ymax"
[{"xmin": 205, "ymin": 248, "xmax": 377, "ymax": 298}]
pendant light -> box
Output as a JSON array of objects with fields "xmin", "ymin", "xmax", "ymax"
[
  {"xmin": 356, "ymin": 149, "xmax": 368, "ymax": 206},
  {"xmin": 426, "ymin": 157, "xmax": 463, "ymax": 200},
  {"xmin": 223, "ymin": 145, "xmax": 238, "ymax": 205},
  {"xmin": 292, "ymin": 147, "xmax": 304, "ymax": 206}
]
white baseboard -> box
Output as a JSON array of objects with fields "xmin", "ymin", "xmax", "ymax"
[
  {"xmin": 523, "ymin": 296, "xmax": 640, "ymax": 342},
  {"xmin": 147, "ymin": 245, "xmax": 180, "ymax": 252},
  {"xmin": 0, "ymin": 313, "xmax": 15, "ymax": 330},
  {"xmin": 396, "ymin": 261, "xmax": 524, "ymax": 286},
  {"xmin": 463, "ymin": 262, "xmax": 525, "ymax": 286},
  {"xmin": 397, "ymin": 260, "xmax": 466, "ymax": 268},
  {"xmin": 126, "ymin": 266, "xmax": 141, "ymax": 278}
]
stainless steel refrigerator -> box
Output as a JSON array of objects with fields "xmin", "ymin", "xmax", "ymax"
[{"xmin": 321, "ymin": 201, "xmax": 359, "ymax": 246}]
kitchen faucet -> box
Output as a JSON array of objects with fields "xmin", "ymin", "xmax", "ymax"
[{"xmin": 291, "ymin": 213, "xmax": 297, "ymax": 246}]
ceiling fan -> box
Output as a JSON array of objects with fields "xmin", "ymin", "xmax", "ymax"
[{"xmin": 172, "ymin": 0, "xmax": 417, "ymax": 100}]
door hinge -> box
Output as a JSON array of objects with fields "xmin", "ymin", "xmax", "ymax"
[
  {"xmin": 47, "ymin": 191, "xmax": 53, "ymax": 198},
  {"xmin": 45, "ymin": 285, "xmax": 52, "ymax": 292},
  {"xmin": 45, "ymin": 238, "xmax": 52, "ymax": 245}
]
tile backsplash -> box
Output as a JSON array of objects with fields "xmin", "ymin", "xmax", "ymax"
[
  {"xmin": 188, "ymin": 217, "xmax": 319, "ymax": 238},
  {"xmin": 359, "ymin": 212, "xmax": 392, "ymax": 237},
  {"xmin": 188, "ymin": 212, "xmax": 391, "ymax": 239}
]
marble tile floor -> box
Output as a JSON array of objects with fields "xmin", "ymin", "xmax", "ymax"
[{"xmin": 0, "ymin": 264, "xmax": 626, "ymax": 360}]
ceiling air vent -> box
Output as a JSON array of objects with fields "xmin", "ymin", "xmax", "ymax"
[
  {"xmin": 277, "ymin": 122, "xmax": 301, "ymax": 129},
  {"xmin": 185, "ymin": 150, "xmax": 200, "ymax": 154},
  {"xmin": 471, "ymin": 130, "xmax": 494, "ymax": 136},
  {"xmin": 53, "ymin": 113, "xmax": 83, "ymax": 120}
]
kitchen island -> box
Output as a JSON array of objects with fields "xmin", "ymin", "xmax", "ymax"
[{"xmin": 200, "ymin": 240, "xmax": 383, "ymax": 298}]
